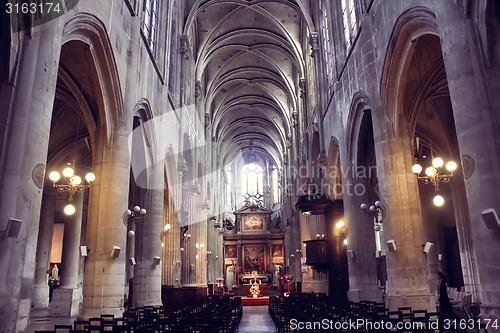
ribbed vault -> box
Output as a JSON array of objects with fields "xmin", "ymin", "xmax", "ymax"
[{"xmin": 186, "ymin": 0, "xmax": 313, "ymax": 168}]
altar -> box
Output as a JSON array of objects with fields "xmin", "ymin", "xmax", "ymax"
[{"xmin": 223, "ymin": 203, "xmax": 284, "ymax": 294}]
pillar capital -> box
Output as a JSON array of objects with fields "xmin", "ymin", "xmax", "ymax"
[{"xmin": 183, "ymin": 183, "xmax": 201, "ymax": 197}]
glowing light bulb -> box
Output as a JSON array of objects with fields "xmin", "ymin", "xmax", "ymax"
[
  {"xmin": 85, "ymin": 172, "xmax": 96, "ymax": 182},
  {"xmin": 425, "ymin": 167, "xmax": 437, "ymax": 177},
  {"xmin": 164, "ymin": 224, "xmax": 171, "ymax": 231},
  {"xmin": 49, "ymin": 171, "xmax": 60, "ymax": 182},
  {"xmin": 432, "ymin": 157, "xmax": 444, "ymax": 168},
  {"xmin": 433, "ymin": 195, "xmax": 445, "ymax": 207},
  {"xmin": 336, "ymin": 221, "xmax": 345, "ymax": 228},
  {"xmin": 63, "ymin": 167, "xmax": 74, "ymax": 178},
  {"xmin": 446, "ymin": 161, "xmax": 457, "ymax": 172},
  {"xmin": 343, "ymin": 239, "xmax": 348, "ymax": 245},
  {"xmin": 64, "ymin": 204, "xmax": 76, "ymax": 215},
  {"xmin": 412, "ymin": 163, "xmax": 422, "ymax": 174},
  {"xmin": 70, "ymin": 176, "xmax": 82, "ymax": 185}
]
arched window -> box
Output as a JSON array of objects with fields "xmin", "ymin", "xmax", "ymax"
[
  {"xmin": 143, "ymin": 0, "xmax": 159, "ymax": 52},
  {"xmin": 321, "ymin": 3, "xmax": 334, "ymax": 88},
  {"xmin": 226, "ymin": 168, "xmax": 232, "ymax": 207},
  {"xmin": 341, "ymin": 0, "xmax": 358, "ymax": 50},
  {"xmin": 272, "ymin": 167, "xmax": 280, "ymax": 204},
  {"xmin": 241, "ymin": 163, "xmax": 264, "ymax": 204}
]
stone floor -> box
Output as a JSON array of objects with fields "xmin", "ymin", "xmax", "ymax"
[
  {"xmin": 238, "ymin": 305, "xmax": 276, "ymax": 333},
  {"xmin": 26, "ymin": 307, "xmax": 75, "ymax": 332},
  {"xmin": 27, "ymin": 305, "xmax": 276, "ymax": 332}
]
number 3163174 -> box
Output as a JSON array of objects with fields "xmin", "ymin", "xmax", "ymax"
[{"xmin": 6, "ymin": 2, "xmax": 61, "ymax": 14}]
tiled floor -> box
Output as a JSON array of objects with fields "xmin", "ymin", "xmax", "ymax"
[
  {"xmin": 238, "ymin": 305, "xmax": 277, "ymax": 333},
  {"xmin": 26, "ymin": 307, "xmax": 75, "ymax": 332}
]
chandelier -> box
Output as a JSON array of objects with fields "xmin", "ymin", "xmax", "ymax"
[
  {"xmin": 49, "ymin": 165, "xmax": 95, "ymax": 215},
  {"xmin": 412, "ymin": 156, "xmax": 457, "ymax": 206}
]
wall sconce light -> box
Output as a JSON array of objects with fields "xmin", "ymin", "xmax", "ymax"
[
  {"xmin": 164, "ymin": 223, "xmax": 171, "ymax": 231},
  {"xmin": 80, "ymin": 246, "xmax": 88, "ymax": 257},
  {"xmin": 129, "ymin": 257, "xmax": 136, "ymax": 265},
  {"xmin": 111, "ymin": 246, "xmax": 121, "ymax": 258},
  {"xmin": 153, "ymin": 256, "xmax": 161, "ymax": 265},
  {"xmin": 181, "ymin": 247, "xmax": 184, "ymax": 251},
  {"xmin": 215, "ymin": 255, "xmax": 219, "ymax": 260},
  {"xmin": 0, "ymin": 218, "xmax": 22, "ymax": 239},
  {"xmin": 290, "ymin": 254, "xmax": 295, "ymax": 257},
  {"xmin": 423, "ymin": 242, "xmax": 434, "ymax": 253},
  {"xmin": 481, "ymin": 208, "xmax": 500, "ymax": 229},
  {"xmin": 386, "ymin": 240, "xmax": 397, "ymax": 252}
]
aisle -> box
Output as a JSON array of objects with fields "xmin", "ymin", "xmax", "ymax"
[{"xmin": 238, "ymin": 305, "xmax": 277, "ymax": 333}]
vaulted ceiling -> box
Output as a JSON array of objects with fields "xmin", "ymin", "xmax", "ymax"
[{"xmin": 185, "ymin": 0, "xmax": 315, "ymax": 168}]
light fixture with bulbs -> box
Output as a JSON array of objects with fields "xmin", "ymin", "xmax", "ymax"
[
  {"xmin": 49, "ymin": 163, "xmax": 96, "ymax": 215},
  {"xmin": 123, "ymin": 206, "xmax": 147, "ymax": 266},
  {"xmin": 412, "ymin": 156, "xmax": 456, "ymax": 207},
  {"xmin": 360, "ymin": 200, "xmax": 386, "ymax": 230}
]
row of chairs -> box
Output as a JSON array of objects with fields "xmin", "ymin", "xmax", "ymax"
[
  {"xmin": 448, "ymin": 287, "xmax": 474, "ymax": 318},
  {"xmin": 269, "ymin": 293, "xmax": 487, "ymax": 333},
  {"xmin": 35, "ymin": 296, "xmax": 242, "ymax": 333}
]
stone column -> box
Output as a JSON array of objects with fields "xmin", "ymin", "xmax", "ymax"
[
  {"xmin": 344, "ymin": 194, "xmax": 382, "ymax": 302},
  {"xmin": 195, "ymin": 201, "xmax": 209, "ymax": 297},
  {"xmin": 374, "ymin": 132, "xmax": 433, "ymax": 312},
  {"xmin": 51, "ymin": 192, "xmax": 84, "ymax": 317},
  {"xmin": 80, "ymin": 12, "xmax": 140, "ymax": 318},
  {"xmin": 181, "ymin": 184, "xmax": 200, "ymax": 299},
  {"xmin": 132, "ymin": 167, "xmax": 164, "ymax": 307},
  {"xmin": 437, "ymin": 3, "xmax": 500, "ymax": 320},
  {"xmin": 80, "ymin": 126, "xmax": 131, "ymax": 318},
  {"xmin": 162, "ymin": 159, "xmax": 184, "ymax": 304},
  {"xmin": 298, "ymin": 214, "xmax": 311, "ymax": 290},
  {"xmin": 32, "ymin": 192, "xmax": 56, "ymax": 308},
  {"xmin": 0, "ymin": 19, "xmax": 63, "ymax": 332},
  {"xmin": 60, "ymin": 193, "xmax": 84, "ymax": 288}
]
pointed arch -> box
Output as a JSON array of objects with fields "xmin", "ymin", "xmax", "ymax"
[{"xmin": 62, "ymin": 12, "xmax": 124, "ymax": 145}]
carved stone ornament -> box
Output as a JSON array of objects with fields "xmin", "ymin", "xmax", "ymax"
[
  {"xmin": 462, "ymin": 154, "xmax": 475, "ymax": 180},
  {"xmin": 32, "ymin": 163, "xmax": 46, "ymax": 189},
  {"xmin": 180, "ymin": 35, "xmax": 190, "ymax": 59}
]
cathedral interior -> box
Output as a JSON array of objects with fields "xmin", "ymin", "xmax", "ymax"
[{"xmin": 1, "ymin": 0, "xmax": 500, "ymax": 332}]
